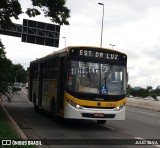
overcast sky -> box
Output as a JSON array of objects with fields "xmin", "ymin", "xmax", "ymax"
[{"xmin": 1, "ymin": 0, "xmax": 160, "ymax": 89}]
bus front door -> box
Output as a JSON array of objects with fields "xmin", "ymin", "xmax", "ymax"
[{"xmin": 57, "ymin": 55, "xmax": 66, "ymax": 115}]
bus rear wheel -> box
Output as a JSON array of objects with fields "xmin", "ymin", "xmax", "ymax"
[{"xmin": 97, "ymin": 120, "xmax": 106, "ymax": 124}]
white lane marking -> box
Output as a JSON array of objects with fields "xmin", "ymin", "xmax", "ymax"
[{"xmin": 134, "ymin": 137, "xmax": 160, "ymax": 147}]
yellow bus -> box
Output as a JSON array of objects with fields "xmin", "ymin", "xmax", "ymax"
[{"xmin": 28, "ymin": 46, "xmax": 127, "ymax": 124}]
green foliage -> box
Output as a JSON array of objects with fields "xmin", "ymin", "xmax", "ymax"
[
  {"xmin": 26, "ymin": 0, "xmax": 70, "ymax": 25},
  {"xmin": 0, "ymin": 0, "xmax": 70, "ymax": 26},
  {"xmin": 127, "ymin": 85, "xmax": 160, "ymax": 99},
  {"xmin": 0, "ymin": 40, "xmax": 13, "ymax": 95},
  {"xmin": 0, "ymin": 109, "xmax": 35, "ymax": 148},
  {"xmin": 0, "ymin": 109, "xmax": 20, "ymax": 139},
  {"xmin": 0, "ymin": 0, "xmax": 22, "ymax": 28},
  {"xmin": 0, "ymin": 39, "xmax": 6, "ymax": 56},
  {"xmin": 12, "ymin": 64, "xmax": 27, "ymax": 83},
  {"xmin": 0, "ymin": 40, "xmax": 27, "ymax": 96},
  {"xmin": 129, "ymin": 88, "xmax": 149, "ymax": 98},
  {"xmin": 150, "ymin": 87, "xmax": 160, "ymax": 99}
]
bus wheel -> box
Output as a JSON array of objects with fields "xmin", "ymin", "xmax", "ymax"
[
  {"xmin": 97, "ymin": 120, "xmax": 106, "ymax": 124},
  {"xmin": 51, "ymin": 100, "xmax": 61, "ymax": 122}
]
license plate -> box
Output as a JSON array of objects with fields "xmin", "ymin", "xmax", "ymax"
[{"xmin": 94, "ymin": 113, "xmax": 104, "ymax": 117}]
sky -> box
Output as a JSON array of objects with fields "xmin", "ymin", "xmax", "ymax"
[{"xmin": 0, "ymin": 0, "xmax": 160, "ymax": 89}]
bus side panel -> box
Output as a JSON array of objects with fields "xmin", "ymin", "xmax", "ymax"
[
  {"xmin": 38, "ymin": 63, "xmax": 44, "ymax": 107},
  {"xmin": 31, "ymin": 80, "xmax": 39, "ymax": 104},
  {"xmin": 42, "ymin": 80, "xmax": 58, "ymax": 112}
]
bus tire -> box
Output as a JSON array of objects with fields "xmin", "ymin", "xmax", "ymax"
[
  {"xmin": 51, "ymin": 99, "xmax": 61, "ymax": 122},
  {"xmin": 51, "ymin": 98, "xmax": 57, "ymax": 121},
  {"xmin": 97, "ymin": 120, "xmax": 106, "ymax": 124},
  {"xmin": 33, "ymin": 93, "xmax": 39, "ymax": 112}
]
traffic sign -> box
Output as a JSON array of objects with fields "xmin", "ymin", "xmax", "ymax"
[{"xmin": 0, "ymin": 19, "xmax": 60, "ymax": 47}]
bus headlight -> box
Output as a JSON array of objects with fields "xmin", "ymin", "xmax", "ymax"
[
  {"xmin": 115, "ymin": 102, "xmax": 126, "ymax": 111},
  {"xmin": 76, "ymin": 104, "xmax": 81, "ymax": 109},
  {"xmin": 66, "ymin": 99, "xmax": 83, "ymax": 109}
]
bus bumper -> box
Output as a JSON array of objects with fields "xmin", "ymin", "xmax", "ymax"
[{"xmin": 64, "ymin": 103, "xmax": 125, "ymax": 120}]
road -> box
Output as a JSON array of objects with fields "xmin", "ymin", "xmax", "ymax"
[{"xmin": 2, "ymin": 88, "xmax": 160, "ymax": 148}]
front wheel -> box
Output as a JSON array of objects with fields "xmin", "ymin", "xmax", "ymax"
[
  {"xmin": 97, "ymin": 120, "xmax": 106, "ymax": 124},
  {"xmin": 51, "ymin": 100, "xmax": 62, "ymax": 122}
]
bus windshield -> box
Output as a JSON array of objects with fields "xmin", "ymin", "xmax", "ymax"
[{"xmin": 67, "ymin": 60, "xmax": 127, "ymax": 95}]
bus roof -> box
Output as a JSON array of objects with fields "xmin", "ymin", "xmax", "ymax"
[{"xmin": 30, "ymin": 46, "xmax": 127, "ymax": 64}]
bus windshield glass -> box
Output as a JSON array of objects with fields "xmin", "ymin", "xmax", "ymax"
[{"xmin": 67, "ymin": 60, "xmax": 127, "ymax": 95}]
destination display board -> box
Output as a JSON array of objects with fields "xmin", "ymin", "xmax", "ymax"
[{"xmin": 69, "ymin": 47, "xmax": 127, "ymax": 62}]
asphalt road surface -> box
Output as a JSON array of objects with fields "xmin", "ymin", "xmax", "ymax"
[{"xmin": 2, "ymin": 88, "xmax": 160, "ymax": 148}]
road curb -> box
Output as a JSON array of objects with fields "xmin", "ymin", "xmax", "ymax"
[{"xmin": 1, "ymin": 102, "xmax": 28, "ymax": 139}]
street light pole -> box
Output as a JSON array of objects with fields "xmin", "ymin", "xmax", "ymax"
[
  {"xmin": 63, "ymin": 37, "xmax": 66, "ymax": 48},
  {"xmin": 98, "ymin": 2, "xmax": 104, "ymax": 48},
  {"xmin": 109, "ymin": 44, "xmax": 116, "ymax": 49}
]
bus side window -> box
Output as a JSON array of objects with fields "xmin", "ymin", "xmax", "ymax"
[{"xmin": 53, "ymin": 56, "xmax": 59, "ymax": 79}]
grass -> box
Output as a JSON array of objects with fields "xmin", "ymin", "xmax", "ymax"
[
  {"xmin": 0, "ymin": 106, "xmax": 36, "ymax": 148},
  {"xmin": 0, "ymin": 107, "xmax": 20, "ymax": 139}
]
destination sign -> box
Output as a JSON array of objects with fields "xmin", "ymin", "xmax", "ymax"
[
  {"xmin": 79, "ymin": 50, "xmax": 118, "ymax": 60},
  {"xmin": 70, "ymin": 48, "xmax": 127, "ymax": 61}
]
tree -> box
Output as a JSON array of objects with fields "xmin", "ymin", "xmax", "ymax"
[
  {"xmin": 0, "ymin": 40, "xmax": 13, "ymax": 95},
  {"xmin": 126, "ymin": 84, "xmax": 131, "ymax": 95},
  {"xmin": 26, "ymin": 0, "xmax": 70, "ymax": 25},
  {"xmin": 147, "ymin": 86, "xmax": 153, "ymax": 92},
  {"xmin": 0, "ymin": 0, "xmax": 70, "ymax": 27},
  {"xmin": 0, "ymin": 0, "xmax": 22, "ymax": 28},
  {"xmin": 0, "ymin": 40, "xmax": 27, "ymax": 97},
  {"xmin": 0, "ymin": 39, "xmax": 6, "ymax": 57},
  {"xmin": 11, "ymin": 64, "xmax": 27, "ymax": 83},
  {"xmin": 129, "ymin": 88, "xmax": 149, "ymax": 98}
]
